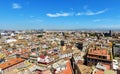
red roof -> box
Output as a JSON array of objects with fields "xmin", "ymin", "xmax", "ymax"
[
  {"xmin": 57, "ymin": 60, "xmax": 73, "ymax": 74},
  {"xmin": 39, "ymin": 55, "xmax": 45, "ymax": 59},
  {"xmin": 63, "ymin": 60, "xmax": 73, "ymax": 74},
  {"xmin": 0, "ymin": 58, "xmax": 25, "ymax": 70}
]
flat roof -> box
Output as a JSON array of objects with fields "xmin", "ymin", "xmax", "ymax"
[
  {"xmin": 0, "ymin": 58, "xmax": 25, "ymax": 70},
  {"xmin": 94, "ymin": 63, "xmax": 111, "ymax": 74},
  {"xmin": 104, "ymin": 70, "xmax": 114, "ymax": 74},
  {"xmin": 78, "ymin": 64, "xmax": 92, "ymax": 74}
]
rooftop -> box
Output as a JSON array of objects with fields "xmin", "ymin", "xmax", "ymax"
[
  {"xmin": 94, "ymin": 62, "xmax": 111, "ymax": 74},
  {"xmin": 62, "ymin": 60, "xmax": 73, "ymax": 74},
  {"xmin": 88, "ymin": 48, "xmax": 111, "ymax": 60},
  {"xmin": 0, "ymin": 58, "xmax": 25, "ymax": 70},
  {"xmin": 88, "ymin": 49, "xmax": 108, "ymax": 56},
  {"xmin": 78, "ymin": 64, "xmax": 92, "ymax": 74},
  {"xmin": 56, "ymin": 60, "xmax": 73, "ymax": 74},
  {"xmin": 104, "ymin": 70, "xmax": 115, "ymax": 74}
]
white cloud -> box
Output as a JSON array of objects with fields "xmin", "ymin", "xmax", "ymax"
[
  {"xmin": 46, "ymin": 6, "xmax": 107, "ymax": 17},
  {"xmin": 46, "ymin": 13, "xmax": 72, "ymax": 17},
  {"xmin": 77, "ymin": 5, "xmax": 108, "ymax": 16},
  {"xmin": 12, "ymin": 3, "xmax": 22, "ymax": 9},
  {"xmin": 76, "ymin": 9, "xmax": 107, "ymax": 16},
  {"xmin": 95, "ymin": 9, "xmax": 107, "ymax": 14},
  {"xmin": 86, "ymin": 9, "xmax": 107, "ymax": 15}
]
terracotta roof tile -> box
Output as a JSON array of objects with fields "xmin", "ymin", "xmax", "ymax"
[{"xmin": 0, "ymin": 58, "xmax": 25, "ymax": 70}]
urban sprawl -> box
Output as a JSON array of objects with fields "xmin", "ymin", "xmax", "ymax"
[{"xmin": 0, "ymin": 30, "xmax": 120, "ymax": 74}]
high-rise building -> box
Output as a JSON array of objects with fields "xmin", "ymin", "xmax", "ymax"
[
  {"xmin": 112, "ymin": 43, "xmax": 120, "ymax": 59},
  {"xmin": 109, "ymin": 30, "xmax": 112, "ymax": 37}
]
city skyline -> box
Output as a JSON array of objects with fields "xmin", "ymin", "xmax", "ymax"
[{"xmin": 0, "ymin": 0, "xmax": 120, "ymax": 30}]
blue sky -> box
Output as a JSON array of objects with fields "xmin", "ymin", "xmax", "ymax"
[{"xmin": 0, "ymin": 0, "xmax": 120, "ymax": 30}]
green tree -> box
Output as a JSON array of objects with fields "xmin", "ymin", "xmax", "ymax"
[{"xmin": 37, "ymin": 35, "xmax": 43, "ymax": 38}]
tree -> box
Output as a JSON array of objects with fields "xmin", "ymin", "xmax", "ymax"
[
  {"xmin": 37, "ymin": 35, "xmax": 43, "ymax": 38},
  {"xmin": 0, "ymin": 34, "xmax": 1, "ymax": 38}
]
